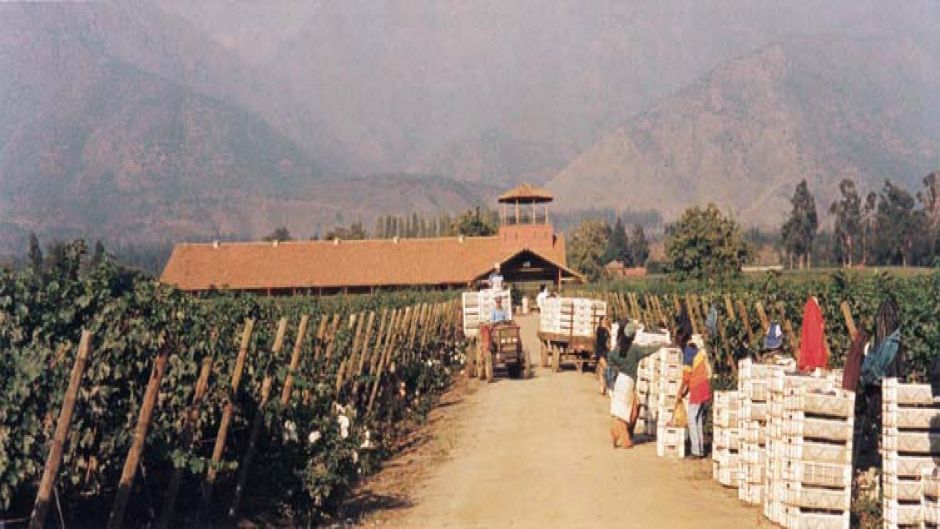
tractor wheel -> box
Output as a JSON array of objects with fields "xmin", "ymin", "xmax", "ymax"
[
  {"xmin": 540, "ymin": 342, "xmax": 548, "ymax": 367},
  {"xmin": 508, "ymin": 363, "xmax": 522, "ymax": 379},
  {"xmin": 551, "ymin": 345, "xmax": 561, "ymax": 373},
  {"xmin": 484, "ymin": 350, "xmax": 494, "ymax": 383}
]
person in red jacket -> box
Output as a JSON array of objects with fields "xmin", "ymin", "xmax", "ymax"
[{"xmin": 798, "ymin": 296, "xmax": 828, "ymax": 371}]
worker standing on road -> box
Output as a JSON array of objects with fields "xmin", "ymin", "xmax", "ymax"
[
  {"xmin": 594, "ymin": 316, "xmax": 611, "ymax": 395},
  {"xmin": 607, "ymin": 321, "xmax": 660, "ymax": 448},
  {"xmin": 675, "ymin": 312, "xmax": 712, "ymax": 459}
]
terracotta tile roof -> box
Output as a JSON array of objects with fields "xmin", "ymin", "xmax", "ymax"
[
  {"xmin": 497, "ymin": 183, "xmax": 554, "ymax": 203},
  {"xmin": 160, "ymin": 234, "xmax": 575, "ymax": 291}
]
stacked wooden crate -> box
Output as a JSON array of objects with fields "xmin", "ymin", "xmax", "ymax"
[
  {"xmin": 775, "ymin": 384, "xmax": 854, "ymax": 529},
  {"xmin": 538, "ymin": 297, "xmax": 606, "ymax": 337},
  {"xmin": 712, "ymin": 390, "xmax": 742, "ymax": 487},
  {"xmin": 882, "ymin": 378, "xmax": 940, "ymax": 529},
  {"xmin": 656, "ymin": 347, "xmax": 687, "ymax": 458},
  {"xmin": 738, "ymin": 359, "xmax": 773, "ymax": 504}
]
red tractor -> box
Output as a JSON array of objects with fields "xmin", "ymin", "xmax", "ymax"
[{"xmin": 475, "ymin": 322, "xmax": 526, "ymax": 382}]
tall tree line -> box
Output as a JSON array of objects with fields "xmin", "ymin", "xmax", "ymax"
[{"xmin": 782, "ymin": 172, "xmax": 940, "ymax": 268}]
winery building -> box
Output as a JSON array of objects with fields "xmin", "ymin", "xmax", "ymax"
[{"xmin": 160, "ymin": 184, "xmax": 582, "ymax": 295}]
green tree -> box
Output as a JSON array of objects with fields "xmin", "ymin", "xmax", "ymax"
[
  {"xmin": 27, "ymin": 232, "xmax": 43, "ymax": 273},
  {"xmin": 452, "ymin": 207, "xmax": 498, "ymax": 236},
  {"xmin": 781, "ymin": 180, "xmax": 818, "ymax": 269},
  {"xmin": 567, "ymin": 219, "xmax": 611, "ymax": 281},
  {"xmin": 875, "ymin": 180, "xmax": 922, "ymax": 266},
  {"xmin": 829, "ymin": 179, "xmax": 862, "ymax": 266},
  {"xmin": 664, "ymin": 204, "xmax": 750, "ymax": 281},
  {"xmin": 917, "ymin": 172, "xmax": 940, "ymax": 260},
  {"xmin": 90, "ymin": 239, "xmax": 107, "ymax": 268},
  {"xmin": 629, "ymin": 224, "xmax": 650, "ymax": 266},
  {"xmin": 263, "ymin": 227, "xmax": 293, "ymax": 242},
  {"xmin": 602, "ymin": 217, "xmax": 631, "ymax": 265},
  {"xmin": 860, "ymin": 191, "xmax": 878, "ymax": 265}
]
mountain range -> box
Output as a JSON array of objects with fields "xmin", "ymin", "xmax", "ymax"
[{"xmin": 1, "ymin": 1, "xmax": 939, "ymax": 254}]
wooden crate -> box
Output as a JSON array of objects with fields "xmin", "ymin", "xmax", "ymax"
[
  {"xmin": 781, "ymin": 482, "xmax": 851, "ymax": 510},
  {"xmin": 781, "ymin": 460, "xmax": 852, "ymax": 489},
  {"xmin": 884, "ymin": 499, "xmax": 924, "ymax": 527},
  {"xmin": 784, "ymin": 507, "xmax": 849, "ymax": 529},
  {"xmin": 779, "ymin": 438, "xmax": 852, "ymax": 465},
  {"xmin": 782, "ymin": 415, "xmax": 852, "ymax": 442},
  {"xmin": 784, "ymin": 391, "xmax": 854, "ymax": 418}
]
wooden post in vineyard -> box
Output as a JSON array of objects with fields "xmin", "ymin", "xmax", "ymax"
[
  {"xmin": 158, "ymin": 354, "xmax": 214, "ymax": 529},
  {"xmin": 840, "ymin": 301, "xmax": 858, "ymax": 340},
  {"xmin": 312, "ymin": 314, "xmax": 329, "ymax": 362},
  {"xmin": 323, "ymin": 313, "xmax": 342, "ymax": 360},
  {"xmin": 685, "ymin": 294, "xmax": 701, "ymax": 336},
  {"xmin": 367, "ymin": 307, "xmax": 408, "ymax": 416},
  {"xmin": 107, "ymin": 339, "xmax": 173, "ymax": 529},
  {"xmin": 724, "ymin": 295, "xmax": 736, "ymax": 321},
  {"xmin": 229, "ymin": 317, "xmax": 288, "ymax": 519},
  {"xmin": 776, "ymin": 302, "xmax": 800, "ymax": 361},
  {"xmin": 200, "ymin": 318, "xmax": 254, "ymax": 515},
  {"xmin": 754, "ymin": 302, "xmax": 770, "ymax": 333},
  {"xmin": 736, "ymin": 299, "xmax": 756, "ymax": 346},
  {"xmin": 346, "ymin": 313, "xmax": 366, "ymax": 378},
  {"xmin": 281, "ymin": 314, "xmax": 310, "ymax": 405},
  {"xmin": 29, "ymin": 331, "xmax": 92, "ymax": 529}
]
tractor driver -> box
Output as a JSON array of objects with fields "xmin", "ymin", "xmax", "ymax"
[{"xmin": 490, "ymin": 296, "xmax": 510, "ymax": 324}]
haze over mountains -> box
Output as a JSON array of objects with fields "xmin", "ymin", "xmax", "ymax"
[{"xmin": 1, "ymin": 1, "xmax": 938, "ymax": 253}]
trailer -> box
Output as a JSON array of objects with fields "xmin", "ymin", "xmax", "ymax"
[{"xmin": 537, "ymin": 297, "xmax": 607, "ymax": 372}]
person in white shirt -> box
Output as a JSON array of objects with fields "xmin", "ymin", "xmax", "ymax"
[
  {"xmin": 490, "ymin": 296, "xmax": 510, "ymax": 323},
  {"xmin": 489, "ymin": 264, "xmax": 504, "ymax": 290},
  {"xmin": 536, "ymin": 285, "xmax": 548, "ymax": 313}
]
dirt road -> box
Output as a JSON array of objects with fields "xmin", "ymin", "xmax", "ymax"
[{"xmin": 353, "ymin": 314, "xmax": 760, "ymax": 528}]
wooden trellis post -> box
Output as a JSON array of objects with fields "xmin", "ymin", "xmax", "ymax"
[
  {"xmin": 367, "ymin": 306, "xmax": 409, "ymax": 415},
  {"xmin": 29, "ymin": 331, "xmax": 92, "ymax": 529},
  {"xmin": 736, "ymin": 299, "xmax": 756, "ymax": 346},
  {"xmin": 775, "ymin": 302, "xmax": 800, "ymax": 361},
  {"xmin": 229, "ymin": 317, "xmax": 288, "ymax": 519},
  {"xmin": 312, "ymin": 314, "xmax": 329, "ymax": 362},
  {"xmin": 200, "ymin": 318, "xmax": 254, "ymax": 514},
  {"xmin": 840, "ymin": 301, "xmax": 858, "ymax": 340},
  {"xmin": 323, "ymin": 313, "xmax": 342, "ymax": 360},
  {"xmin": 281, "ymin": 314, "xmax": 310, "ymax": 405},
  {"xmin": 754, "ymin": 302, "xmax": 770, "ymax": 333},
  {"xmin": 107, "ymin": 339, "xmax": 173, "ymax": 529},
  {"xmin": 724, "ymin": 295, "xmax": 737, "ymax": 321},
  {"xmin": 158, "ymin": 354, "xmax": 214, "ymax": 529}
]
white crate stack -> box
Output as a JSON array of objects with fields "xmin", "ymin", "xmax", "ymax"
[
  {"xmin": 737, "ymin": 358, "xmax": 774, "ymax": 504},
  {"xmin": 538, "ymin": 297, "xmax": 606, "ymax": 337},
  {"xmin": 656, "ymin": 347, "xmax": 687, "ymax": 458},
  {"xmin": 882, "ymin": 378, "xmax": 940, "ymax": 529},
  {"xmin": 921, "ymin": 469, "xmax": 940, "ymax": 529},
  {"xmin": 764, "ymin": 370, "xmax": 846, "ymax": 525},
  {"xmin": 712, "ymin": 390, "xmax": 742, "ymax": 487},
  {"xmin": 773, "ymin": 383, "xmax": 854, "ymax": 529},
  {"xmin": 462, "ymin": 288, "xmax": 511, "ymax": 338},
  {"xmin": 636, "ymin": 353, "xmax": 660, "ymax": 437}
]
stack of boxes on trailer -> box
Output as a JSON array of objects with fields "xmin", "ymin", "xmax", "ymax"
[
  {"xmin": 883, "ymin": 378, "xmax": 940, "ymax": 529},
  {"xmin": 461, "ymin": 288, "xmax": 511, "ymax": 338},
  {"xmin": 712, "ymin": 390, "xmax": 742, "ymax": 487},
  {"xmin": 773, "ymin": 380, "xmax": 854, "ymax": 529},
  {"xmin": 656, "ymin": 347, "xmax": 687, "ymax": 458},
  {"xmin": 738, "ymin": 358, "xmax": 774, "ymax": 504},
  {"xmin": 538, "ymin": 297, "xmax": 606, "ymax": 337}
]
